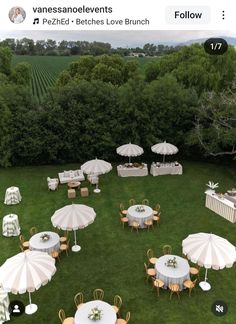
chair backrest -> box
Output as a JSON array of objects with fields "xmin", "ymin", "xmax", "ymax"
[
  {"xmin": 142, "ymin": 199, "xmax": 149, "ymax": 205},
  {"xmin": 126, "ymin": 311, "xmax": 131, "ymax": 323},
  {"xmin": 119, "ymin": 212, "xmax": 125, "ymax": 219},
  {"xmin": 30, "ymin": 227, "xmax": 37, "ymax": 236},
  {"xmin": 147, "ymin": 248, "xmax": 154, "ymax": 260},
  {"xmin": 114, "ymin": 295, "xmax": 122, "ymax": 309},
  {"xmin": 129, "ymin": 199, "xmax": 136, "ymax": 206},
  {"xmin": 47, "ymin": 177, "xmax": 50, "ymax": 182},
  {"xmin": 93, "ymin": 288, "xmax": 104, "ymax": 300},
  {"xmin": 74, "ymin": 292, "xmax": 84, "ymax": 307},
  {"xmin": 58, "ymin": 309, "xmax": 65, "ymax": 323},
  {"xmin": 19, "ymin": 235, "xmax": 25, "ymax": 244},
  {"xmin": 155, "ymin": 203, "xmax": 161, "ymax": 212},
  {"xmin": 163, "ymin": 245, "xmax": 172, "ymax": 255},
  {"xmin": 66, "ymin": 239, "xmax": 70, "ymax": 248},
  {"xmin": 19, "ymin": 245, "xmax": 24, "ymax": 252}
]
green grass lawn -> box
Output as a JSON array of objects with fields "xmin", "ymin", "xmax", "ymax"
[{"xmin": 0, "ymin": 161, "xmax": 236, "ymax": 324}]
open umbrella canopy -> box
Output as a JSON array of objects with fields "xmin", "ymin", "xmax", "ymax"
[
  {"xmin": 182, "ymin": 232, "xmax": 236, "ymax": 270},
  {"xmin": 51, "ymin": 204, "xmax": 96, "ymax": 252},
  {"xmin": 51, "ymin": 204, "xmax": 96, "ymax": 230},
  {"xmin": 151, "ymin": 141, "xmax": 178, "ymax": 155},
  {"xmin": 0, "ymin": 251, "xmax": 56, "ymax": 294},
  {"xmin": 81, "ymin": 158, "xmax": 112, "ymax": 175},
  {"xmin": 116, "ymin": 143, "xmax": 144, "ymax": 157}
]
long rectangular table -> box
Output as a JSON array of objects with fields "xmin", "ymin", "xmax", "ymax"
[
  {"xmin": 117, "ymin": 164, "xmax": 148, "ymax": 177},
  {"xmin": 205, "ymin": 190, "xmax": 236, "ymax": 223},
  {"xmin": 150, "ymin": 163, "xmax": 183, "ymax": 176}
]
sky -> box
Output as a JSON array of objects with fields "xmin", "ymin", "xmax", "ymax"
[{"xmin": 0, "ymin": 30, "xmax": 235, "ymax": 47}]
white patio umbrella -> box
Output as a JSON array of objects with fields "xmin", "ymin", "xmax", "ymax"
[
  {"xmin": 116, "ymin": 143, "xmax": 144, "ymax": 164},
  {"xmin": 151, "ymin": 141, "xmax": 178, "ymax": 162},
  {"xmin": 81, "ymin": 158, "xmax": 112, "ymax": 193},
  {"xmin": 182, "ymin": 233, "xmax": 236, "ymax": 291},
  {"xmin": 0, "ymin": 251, "xmax": 56, "ymax": 315},
  {"xmin": 51, "ymin": 204, "xmax": 96, "ymax": 252}
]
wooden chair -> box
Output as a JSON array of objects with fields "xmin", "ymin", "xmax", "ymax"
[
  {"xmin": 151, "ymin": 276, "xmax": 164, "ymax": 297},
  {"xmin": 144, "ymin": 262, "xmax": 156, "ymax": 282},
  {"xmin": 183, "ymin": 278, "xmax": 197, "ymax": 297},
  {"xmin": 50, "ymin": 250, "xmax": 60, "ymax": 262},
  {"xmin": 153, "ymin": 203, "xmax": 160, "ymax": 215},
  {"xmin": 93, "ymin": 288, "xmax": 104, "ymax": 300},
  {"xmin": 58, "ymin": 309, "xmax": 74, "ymax": 324},
  {"xmin": 131, "ymin": 221, "xmax": 140, "ymax": 233},
  {"xmin": 162, "ymin": 244, "xmax": 172, "ymax": 255},
  {"xmin": 116, "ymin": 311, "xmax": 130, "ymax": 324},
  {"xmin": 112, "ymin": 295, "xmax": 122, "ymax": 315},
  {"xmin": 19, "ymin": 235, "xmax": 29, "ymax": 250},
  {"xmin": 169, "ymin": 283, "xmax": 180, "ymax": 300},
  {"xmin": 60, "ymin": 231, "xmax": 69, "ymax": 244},
  {"xmin": 119, "ymin": 212, "xmax": 129, "ymax": 228},
  {"xmin": 29, "ymin": 227, "xmax": 37, "ymax": 236},
  {"xmin": 74, "ymin": 292, "xmax": 84, "ymax": 309},
  {"xmin": 190, "ymin": 265, "xmax": 200, "ymax": 279},
  {"xmin": 120, "ymin": 203, "xmax": 128, "ymax": 215},
  {"xmin": 147, "ymin": 249, "xmax": 158, "ymax": 266},
  {"xmin": 153, "ymin": 212, "xmax": 161, "ymax": 226},
  {"xmin": 142, "ymin": 199, "xmax": 149, "ymax": 205},
  {"xmin": 144, "ymin": 219, "xmax": 154, "ymax": 231},
  {"xmin": 60, "ymin": 240, "xmax": 70, "ymax": 256},
  {"xmin": 129, "ymin": 199, "xmax": 136, "ymax": 206}
]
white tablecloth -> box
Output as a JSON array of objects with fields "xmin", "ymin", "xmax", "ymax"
[
  {"xmin": 205, "ymin": 190, "xmax": 236, "ymax": 223},
  {"xmin": 127, "ymin": 205, "xmax": 153, "ymax": 228},
  {"xmin": 150, "ymin": 163, "xmax": 183, "ymax": 176},
  {"xmin": 155, "ymin": 255, "xmax": 190, "ymax": 290},
  {"xmin": 75, "ymin": 300, "xmax": 116, "ymax": 324},
  {"xmin": 117, "ymin": 164, "xmax": 148, "ymax": 177},
  {"xmin": 29, "ymin": 231, "xmax": 60, "ymax": 253},
  {"xmin": 2, "ymin": 214, "xmax": 20, "ymax": 237},
  {"xmin": 0, "ymin": 287, "xmax": 10, "ymax": 323},
  {"xmin": 4, "ymin": 187, "xmax": 22, "ymax": 205}
]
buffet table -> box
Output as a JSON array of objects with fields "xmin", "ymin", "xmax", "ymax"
[
  {"xmin": 74, "ymin": 300, "xmax": 116, "ymax": 324},
  {"xmin": 155, "ymin": 255, "xmax": 190, "ymax": 290},
  {"xmin": 117, "ymin": 164, "xmax": 148, "ymax": 177},
  {"xmin": 29, "ymin": 231, "xmax": 60, "ymax": 253},
  {"xmin": 127, "ymin": 204, "xmax": 153, "ymax": 228},
  {"xmin": 205, "ymin": 190, "xmax": 236, "ymax": 223},
  {"xmin": 150, "ymin": 163, "xmax": 183, "ymax": 176},
  {"xmin": 2, "ymin": 214, "xmax": 21, "ymax": 237}
]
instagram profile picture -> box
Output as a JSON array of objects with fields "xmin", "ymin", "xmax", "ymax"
[{"xmin": 9, "ymin": 7, "xmax": 26, "ymax": 24}]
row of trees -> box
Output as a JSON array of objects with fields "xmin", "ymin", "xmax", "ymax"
[
  {"xmin": 0, "ymin": 44, "xmax": 235, "ymax": 166},
  {"xmin": 0, "ymin": 38, "xmax": 180, "ymax": 57}
]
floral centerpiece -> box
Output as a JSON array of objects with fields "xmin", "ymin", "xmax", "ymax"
[
  {"xmin": 88, "ymin": 307, "xmax": 103, "ymax": 321},
  {"xmin": 165, "ymin": 257, "xmax": 177, "ymax": 268},
  {"xmin": 40, "ymin": 233, "xmax": 50, "ymax": 242},
  {"xmin": 135, "ymin": 205, "xmax": 145, "ymax": 212}
]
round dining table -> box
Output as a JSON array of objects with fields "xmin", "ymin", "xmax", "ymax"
[
  {"xmin": 2, "ymin": 214, "xmax": 21, "ymax": 237},
  {"xmin": 127, "ymin": 204, "xmax": 154, "ymax": 228},
  {"xmin": 29, "ymin": 231, "xmax": 60, "ymax": 253},
  {"xmin": 74, "ymin": 300, "xmax": 116, "ymax": 324},
  {"xmin": 155, "ymin": 255, "xmax": 190, "ymax": 290},
  {"xmin": 4, "ymin": 186, "xmax": 22, "ymax": 205}
]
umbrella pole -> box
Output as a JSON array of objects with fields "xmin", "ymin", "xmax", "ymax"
[
  {"xmin": 204, "ymin": 268, "xmax": 208, "ymax": 282},
  {"xmin": 94, "ymin": 180, "xmax": 101, "ymax": 194},
  {"xmin": 129, "ymin": 156, "xmax": 131, "ymax": 164},
  {"xmin": 72, "ymin": 230, "xmax": 81, "ymax": 252},
  {"xmin": 25, "ymin": 292, "xmax": 38, "ymax": 315},
  {"xmin": 163, "ymin": 155, "xmax": 165, "ymax": 163}
]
